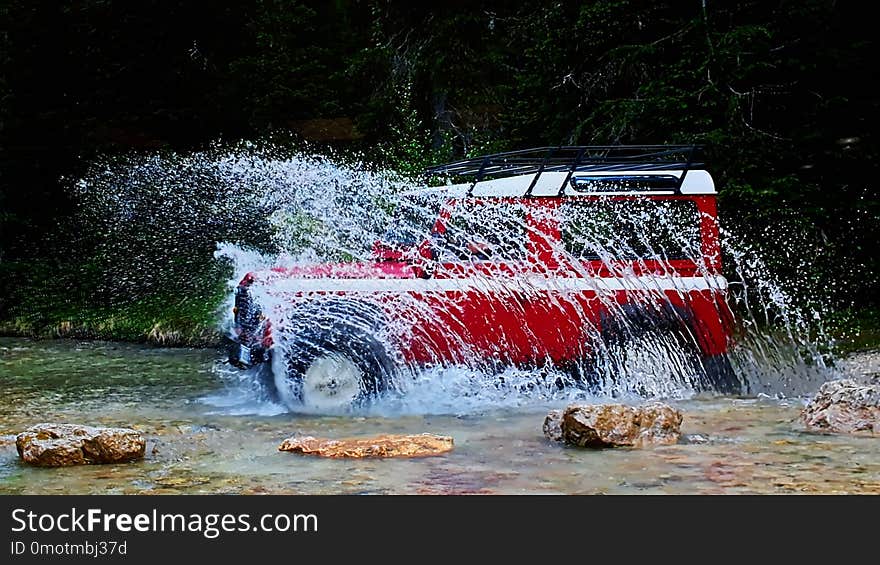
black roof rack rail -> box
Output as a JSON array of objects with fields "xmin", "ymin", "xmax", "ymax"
[{"xmin": 424, "ymin": 145, "xmax": 703, "ymax": 196}]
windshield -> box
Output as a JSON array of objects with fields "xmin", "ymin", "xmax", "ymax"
[
  {"xmin": 382, "ymin": 192, "xmax": 443, "ymax": 246},
  {"xmin": 437, "ymin": 200, "xmax": 529, "ymax": 261}
]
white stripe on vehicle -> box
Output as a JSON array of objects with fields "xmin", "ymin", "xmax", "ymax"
[{"xmin": 260, "ymin": 275, "xmax": 728, "ymax": 294}]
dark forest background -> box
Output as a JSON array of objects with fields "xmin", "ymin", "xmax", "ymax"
[{"xmin": 1, "ymin": 0, "xmax": 877, "ymax": 347}]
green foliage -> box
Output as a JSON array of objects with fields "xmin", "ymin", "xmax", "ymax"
[
  {"xmin": 1, "ymin": 1, "xmax": 877, "ymax": 341},
  {"xmin": 823, "ymin": 308, "xmax": 880, "ymax": 355}
]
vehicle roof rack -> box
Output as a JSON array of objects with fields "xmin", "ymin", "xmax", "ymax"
[{"xmin": 424, "ymin": 145, "xmax": 703, "ymax": 197}]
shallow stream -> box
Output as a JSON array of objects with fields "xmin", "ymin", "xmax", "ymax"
[{"xmin": 2, "ymin": 337, "xmax": 877, "ymax": 495}]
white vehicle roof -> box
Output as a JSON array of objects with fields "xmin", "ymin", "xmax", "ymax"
[
  {"xmin": 419, "ymin": 145, "xmax": 716, "ymax": 198},
  {"xmin": 404, "ymin": 169, "xmax": 715, "ymax": 198},
  {"xmin": 462, "ymin": 169, "xmax": 713, "ymax": 197}
]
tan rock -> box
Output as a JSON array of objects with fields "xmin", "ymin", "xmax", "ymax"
[
  {"xmin": 543, "ymin": 410, "xmax": 564, "ymax": 442},
  {"xmin": 279, "ymin": 433, "xmax": 453, "ymax": 458},
  {"xmin": 800, "ymin": 379, "xmax": 879, "ymax": 435},
  {"xmin": 16, "ymin": 423, "xmax": 146, "ymax": 467},
  {"xmin": 559, "ymin": 403, "xmax": 682, "ymax": 448}
]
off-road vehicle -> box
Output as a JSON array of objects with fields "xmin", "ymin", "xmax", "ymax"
[{"xmin": 228, "ymin": 146, "xmax": 740, "ymax": 409}]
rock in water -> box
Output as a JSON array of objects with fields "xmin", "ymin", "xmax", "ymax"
[
  {"xmin": 800, "ymin": 379, "xmax": 880, "ymax": 435},
  {"xmin": 279, "ymin": 433, "xmax": 454, "ymax": 458},
  {"xmin": 552, "ymin": 403, "xmax": 682, "ymax": 448},
  {"xmin": 16, "ymin": 423, "xmax": 146, "ymax": 467},
  {"xmin": 543, "ymin": 410, "xmax": 564, "ymax": 442}
]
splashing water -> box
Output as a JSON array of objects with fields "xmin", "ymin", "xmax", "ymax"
[{"xmin": 73, "ymin": 141, "xmax": 839, "ymax": 415}]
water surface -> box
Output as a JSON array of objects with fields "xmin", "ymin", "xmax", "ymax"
[{"xmin": 1, "ymin": 337, "xmax": 877, "ymax": 494}]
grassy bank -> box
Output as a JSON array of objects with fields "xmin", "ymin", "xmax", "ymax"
[
  {"xmin": 0, "ymin": 292, "xmax": 228, "ymax": 348},
  {"xmin": 0, "ymin": 252, "xmax": 232, "ymax": 348},
  {"xmin": 822, "ymin": 308, "xmax": 880, "ymax": 356}
]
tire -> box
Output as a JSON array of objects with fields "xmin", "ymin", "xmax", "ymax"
[
  {"xmin": 254, "ymin": 356, "xmax": 280, "ymax": 401},
  {"xmin": 272, "ymin": 302, "xmax": 395, "ymax": 411},
  {"xmin": 697, "ymin": 353, "xmax": 744, "ymax": 396},
  {"xmin": 593, "ymin": 303, "xmax": 745, "ymax": 396}
]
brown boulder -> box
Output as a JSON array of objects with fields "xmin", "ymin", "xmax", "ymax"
[
  {"xmin": 800, "ymin": 379, "xmax": 880, "ymax": 435},
  {"xmin": 16, "ymin": 423, "xmax": 146, "ymax": 467},
  {"xmin": 548, "ymin": 403, "xmax": 682, "ymax": 448},
  {"xmin": 279, "ymin": 433, "xmax": 454, "ymax": 458}
]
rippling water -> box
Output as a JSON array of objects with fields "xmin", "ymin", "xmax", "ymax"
[{"xmin": 1, "ymin": 338, "xmax": 877, "ymax": 495}]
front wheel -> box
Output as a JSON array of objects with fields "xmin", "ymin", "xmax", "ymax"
[
  {"xmin": 273, "ymin": 322, "xmax": 395, "ymax": 412},
  {"xmin": 300, "ymin": 351, "xmax": 371, "ymax": 410}
]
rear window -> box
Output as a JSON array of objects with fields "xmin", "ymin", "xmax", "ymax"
[
  {"xmin": 559, "ymin": 198, "xmax": 701, "ymax": 261},
  {"xmin": 438, "ymin": 200, "xmax": 528, "ymax": 261}
]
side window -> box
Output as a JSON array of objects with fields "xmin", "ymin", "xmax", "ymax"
[
  {"xmin": 438, "ymin": 200, "xmax": 528, "ymax": 262},
  {"xmin": 559, "ymin": 199, "xmax": 701, "ymax": 261}
]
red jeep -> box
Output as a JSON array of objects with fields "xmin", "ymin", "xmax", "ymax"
[{"xmin": 228, "ymin": 146, "xmax": 741, "ymax": 409}]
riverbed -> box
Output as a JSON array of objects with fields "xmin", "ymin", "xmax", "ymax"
[{"xmin": 1, "ymin": 337, "xmax": 877, "ymax": 494}]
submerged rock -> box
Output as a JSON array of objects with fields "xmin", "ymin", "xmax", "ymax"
[
  {"xmin": 800, "ymin": 379, "xmax": 880, "ymax": 435},
  {"xmin": 16, "ymin": 423, "xmax": 146, "ymax": 467},
  {"xmin": 543, "ymin": 410, "xmax": 564, "ymax": 442},
  {"xmin": 545, "ymin": 403, "xmax": 682, "ymax": 448},
  {"xmin": 279, "ymin": 433, "xmax": 454, "ymax": 458}
]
